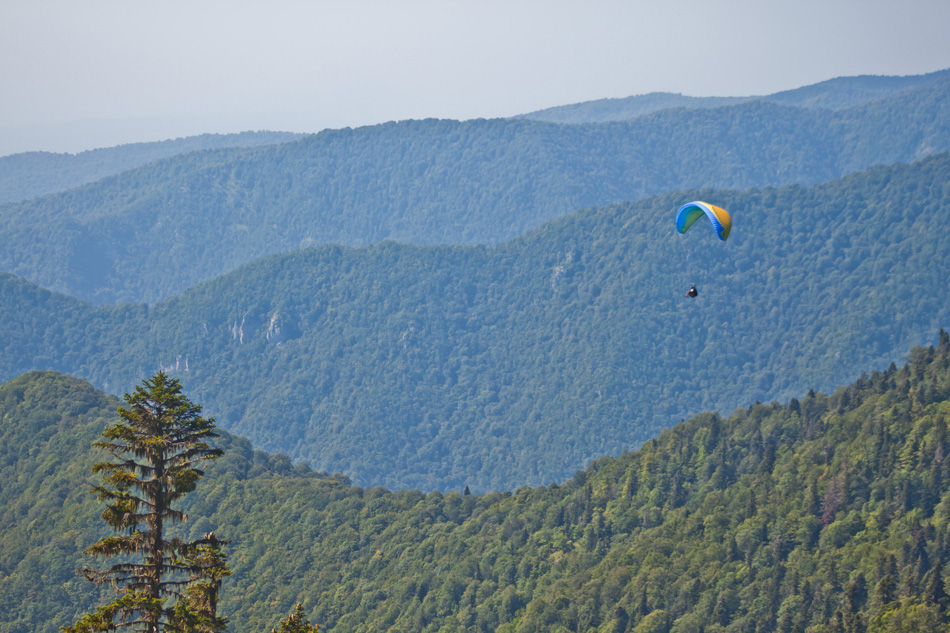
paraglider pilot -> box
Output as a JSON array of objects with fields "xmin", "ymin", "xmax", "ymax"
[{"xmin": 675, "ymin": 201, "xmax": 731, "ymax": 301}]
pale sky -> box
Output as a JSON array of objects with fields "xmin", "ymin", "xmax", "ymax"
[{"xmin": 2, "ymin": 0, "xmax": 949, "ymax": 155}]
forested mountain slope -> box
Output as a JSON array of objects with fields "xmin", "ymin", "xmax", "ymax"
[
  {"xmin": 4, "ymin": 334, "xmax": 950, "ymax": 632},
  {"xmin": 2, "ymin": 76, "xmax": 950, "ymax": 304},
  {"xmin": 519, "ymin": 67, "xmax": 950, "ymax": 123},
  {"xmin": 2, "ymin": 155, "xmax": 949, "ymax": 490},
  {"xmin": 5, "ymin": 71, "xmax": 940, "ymax": 206},
  {"xmin": 0, "ymin": 371, "xmax": 309, "ymax": 633},
  {"xmin": 0, "ymin": 130, "xmax": 302, "ymax": 205}
]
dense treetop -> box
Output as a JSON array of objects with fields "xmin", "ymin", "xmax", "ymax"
[
  {"xmin": 2, "ymin": 155, "xmax": 949, "ymax": 490},
  {"xmin": 3, "ymin": 332, "xmax": 950, "ymax": 631},
  {"xmin": 1, "ymin": 76, "xmax": 949, "ymax": 303}
]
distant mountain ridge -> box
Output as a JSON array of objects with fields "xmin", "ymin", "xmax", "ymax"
[
  {"xmin": 4, "ymin": 70, "xmax": 945, "ymax": 207},
  {"xmin": 2, "ymin": 155, "xmax": 949, "ymax": 490},
  {"xmin": 0, "ymin": 130, "xmax": 303, "ymax": 204},
  {"xmin": 518, "ymin": 67, "xmax": 950, "ymax": 123},
  {"xmin": 2, "ymin": 74, "xmax": 950, "ymax": 304}
]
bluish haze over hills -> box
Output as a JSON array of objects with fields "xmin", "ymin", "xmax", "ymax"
[
  {"xmin": 518, "ymin": 68, "xmax": 950, "ymax": 123},
  {"xmin": 6, "ymin": 70, "xmax": 945, "ymax": 206},
  {"xmin": 2, "ymin": 155, "xmax": 949, "ymax": 490},
  {"xmin": 2, "ymin": 70, "xmax": 949, "ymax": 490},
  {"xmin": 3, "ymin": 66, "xmax": 950, "ymax": 631},
  {"xmin": 4, "ymin": 2, "xmax": 950, "ymax": 624},
  {"xmin": 5, "ymin": 1, "xmax": 949, "ymax": 155},
  {"xmin": 1, "ymin": 71, "xmax": 949, "ymax": 305},
  {"xmin": 0, "ymin": 131, "xmax": 303, "ymax": 205}
]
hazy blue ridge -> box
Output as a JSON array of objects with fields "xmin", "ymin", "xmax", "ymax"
[
  {"xmin": 0, "ymin": 130, "xmax": 304, "ymax": 205},
  {"xmin": 5, "ymin": 70, "xmax": 938, "ymax": 205},
  {"xmin": 1, "ymin": 155, "xmax": 949, "ymax": 491},
  {"xmin": 518, "ymin": 67, "xmax": 950, "ymax": 123},
  {"xmin": 2, "ymin": 76, "xmax": 950, "ymax": 305}
]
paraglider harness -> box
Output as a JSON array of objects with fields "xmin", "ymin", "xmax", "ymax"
[{"xmin": 677, "ymin": 200, "xmax": 731, "ymax": 301}]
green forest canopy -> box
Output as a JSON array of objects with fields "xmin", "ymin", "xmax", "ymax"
[
  {"xmin": 1, "ymin": 155, "xmax": 950, "ymax": 491},
  {"xmin": 1, "ymin": 75, "xmax": 949, "ymax": 303},
  {"xmin": 5, "ymin": 69, "xmax": 946, "ymax": 205},
  {"xmin": 2, "ymin": 332, "xmax": 950, "ymax": 632}
]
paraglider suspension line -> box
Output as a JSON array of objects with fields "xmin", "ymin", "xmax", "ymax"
[{"xmin": 684, "ymin": 245, "xmax": 693, "ymax": 284}]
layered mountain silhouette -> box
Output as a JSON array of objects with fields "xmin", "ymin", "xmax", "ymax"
[
  {"xmin": 1, "ymin": 72, "xmax": 949, "ymax": 303},
  {"xmin": 2, "ymin": 155, "xmax": 949, "ymax": 490}
]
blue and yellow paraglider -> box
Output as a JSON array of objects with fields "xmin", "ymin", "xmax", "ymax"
[
  {"xmin": 676, "ymin": 201, "xmax": 731, "ymax": 241},
  {"xmin": 676, "ymin": 201, "xmax": 731, "ymax": 298}
]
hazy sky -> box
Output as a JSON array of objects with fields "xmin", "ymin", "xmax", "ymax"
[{"xmin": 2, "ymin": 0, "xmax": 949, "ymax": 155}]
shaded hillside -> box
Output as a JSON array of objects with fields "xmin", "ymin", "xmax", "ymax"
[
  {"xmin": 0, "ymin": 130, "xmax": 302, "ymax": 205},
  {"xmin": 2, "ymin": 77, "xmax": 950, "ymax": 304},
  {"xmin": 2, "ymin": 156, "xmax": 950, "ymax": 490},
  {"xmin": 519, "ymin": 67, "xmax": 950, "ymax": 123},
  {"xmin": 4, "ymin": 334, "xmax": 950, "ymax": 632}
]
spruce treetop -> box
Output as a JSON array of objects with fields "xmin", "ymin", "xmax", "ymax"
[{"xmin": 65, "ymin": 372, "xmax": 227, "ymax": 633}]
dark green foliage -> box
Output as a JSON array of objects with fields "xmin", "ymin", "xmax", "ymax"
[
  {"xmin": 0, "ymin": 131, "xmax": 303, "ymax": 205},
  {"xmin": 4, "ymin": 335, "xmax": 950, "ymax": 631},
  {"xmin": 0, "ymin": 372, "xmax": 288, "ymax": 633},
  {"xmin": 0, "ymin": 372, "xmax": 117, "ymax": 633},
  {"xmin": 2, "ymin": 76, "xmax": 950, "ymax": 303},
  {"xmin": 270, "ymin": 604, "xmax": 319, "ymax": 633},
  {"xmin": 3, "ymin": 155, "xmax": 950, "ymax": 490},
  {"xmin": 168, "ymin": 534, "xmax": 231, "ymax": 633}
]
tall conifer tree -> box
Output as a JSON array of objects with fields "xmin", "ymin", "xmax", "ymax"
[{"xmin": 64, "ymin": 372, "xmax": 227, "ymax": 633}]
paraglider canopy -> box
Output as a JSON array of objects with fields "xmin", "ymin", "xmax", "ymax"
[{"xmin": 676, "ymin": 201, "xmax": 731, "ymax": 241}]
